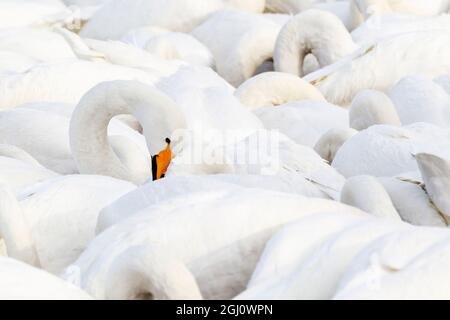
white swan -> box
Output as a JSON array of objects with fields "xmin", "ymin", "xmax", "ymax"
[
  {"xmin": 235, "ymin": 72, "xmax": 326, "ymax": 110},
  {"xmin": 0, "ymin": 59, "xmax": 159, "ymax": 109},
  {"xmin": 234, "ymin": 72, "xmax": 348, "ymax": 148},
  {"xmin": 340, "ymin": 175, "xmax": 402, "ymax": 221},
  {"xmin": 349, "ymin": 89, "xmax": 401, "ymax": 130},
  {"xmin": 0, "ymin": 256, "xmax": 91, "ymax": 300},
  {"xmin": 388, "ymin": 75, "xmax": 450, "ymax": 127},
  {"xmin": 313, "ymin": 128, "xmax": 358, "ymax": 163},
  {"xmin": 0, "ymin": 144, "xmax": 58, "ymax": 193},
  {"xmin": 0, "ymin": 0, "xmax": 76, "ymax": 29},
  {"xmin": 192, "ymin": 10, "xmax": 287, "ymax": 86},
  {"xmin": 274, "ymin": 9, "xmax": 358, "ymax": 77},
  {"xmin": 0, "ymin": 28, "xmax": 77, "ymax": 63},
  {"xmin": 332, "ymin": 123, "xmax": 450, "ymax": 177},
  {"xmin": 304, "ymin": 29, "xmax": 450, "ymax": 106},
  {"xmin": 0, "ymin": 175, "xmax": 135, "ymax": 274},
  {"xmin": 236, "ymin": 213, "xmax": 407, "ymax": 299},
  {"xmin": 80, "ymin": 0, "xmax": 265, "ymax": 41},
  {"xmin": 96, "ymin": 174, "xmax": 335, "ymax": 234},
  {"xmin": 334, "ymin": 226, "xmax": 450, "ymax": 299},
  {"xmin": 65, "ymin": 188, "xmax": 364, "ymax": 299},
  {"xmin": 0, "ymin": 107, "xmax": 150, "ymax": 177}
]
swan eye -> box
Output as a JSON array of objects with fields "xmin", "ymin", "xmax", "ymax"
[{"xmin": 151, "ymin": 139, "xmax": 173, "ymax": 181}]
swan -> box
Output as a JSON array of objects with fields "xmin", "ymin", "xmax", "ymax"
[
  {"xmin": 0, "ymin": 59, "xmax": 159, "ymax": 109},
  {"xmin": 0, "ymin": 107, "xmax": 151, "ymax": 177},
  {"xmin": 0, "ymin": 144, "xmax": 58, "ymax": 193},
  {"xmin": 121, "ymin": 28, "xmax": 214, "ymax": 68},
  {"xmin": 64, "ymin": 188, "xmax": 365, "ymax": 299},
  {"xmin": 0, "ymin": 50, "xmax": 38, "ymax": 74},
  {"xmin": 388, "ymin": 75, "xmax": 450, "ymax": 127},
  {"xmin": 313, "ymin": 128, "xmax": 358, "ymax": 163},
  {"xmin": 96, "ymin": 174, "xmax": 335, "ymax": 234},
  {"xmin": 303, "ymin": 29, "xmax": 450, "ymax": 106},
  {"xmin": 0, "ymin": 175, "xmax": 135, "ymax": 274},
  {"xmin": 340, "ymin": 175, "xmax": 402, "ymax": 221},
  {"xmin": 273, "ymin": 9, "xmax": 358, "ymax": 78},
  {"xmin": 351, "ymin": 0, "xmax": 450, "ymax": 23},
  {"xmin": 0, "ymin": 0, "xmax": 77, "ymax": 30},
  {"xmin": 332, "ymin": 123, "xmax": 450, "ymax": 177},
  {"xmin": 334, "ymin": 226, "xmax": 450, "ymax": 299},
  {"xmin": 349, "ymin": 89, "xmax": 401, "ymax": 130},
  {"xmin": 70, "ymin": 79, "xmax": 344, "ymax": 198},
  {"xmin": 0, "ymin": 28, "xmax": 77, "ymax": 63},
  {"xmin": 236, "ymin": 213, "xmax": 408, "ymax": 299},
  {"xmin": 234, "ymin": 72, "xmax": 348, "ymax": 147},
  {"xmin": 192, "ymin": 10, "xmax": 287, "ymax": 86},
  {"xmin": 80, "ymin": 0, "xmax": 265, "ymax": 41},
  {"xmin": 235, "ymin": 72, "xmax": 326, "ymax": 110},
  {"xmin": 0, "ymin": 256, "xmax": 91, "ymax": 300}
]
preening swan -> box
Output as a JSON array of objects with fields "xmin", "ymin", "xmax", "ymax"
[
  {"xmin": 274, "ymin": 9, "xmax": 357, "ymax": 77},
  {"xmin": 332, "ymin": 123, "xmax": 450, "ymax": 177},
  {"xmin": 70, "ymin": 80, "xmax": 186, "ymax": 184},
  {"xmin": 65, "ymin": 188, "xmax": 364, "ymax": 299},
  {"xmin": 304, "ymin": 30, "xmax": 450, "ymax": 106},
  {"xmin": 0, "ymin": 256, "xmax": 91, "ymax": 300},
  {"xmin": 0, "ymin": 175, "xmax": 135, "ymax": 274},
  {"xmin": 192, "ymin": 10, "xmax": 286, "ymax": 86}
]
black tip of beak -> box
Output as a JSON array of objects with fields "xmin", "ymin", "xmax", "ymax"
[{"xmin": 165, "ymin": 137, "xmax": 171, "ymax": 144}]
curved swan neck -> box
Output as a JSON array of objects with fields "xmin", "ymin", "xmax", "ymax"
[
  {"xmin": 69, "ymin": 80, "xmax": 186, "ymax": 185},
  {"xmin": 235, "ymin": 71, "xmax": 325, "ymax": 110},
  {"xmin": 105, "ymin": 246, "xmax": 203, "ymax": 300},
  {"xmin": 0, "ymin": 186, "xmax": 40, "ymax": 267},
  {"xmin": 274, "ymin": 9, "xmax": 357, "ymax": 77},
  {"xmin": 349, "ymin": 89, "xmax": 402, "ymax": 130},
  {"xmin": 314, "ymin": 128, "xmax": 358, "ymax": 163},
  {"xmin": 341, "ymin": 175, "xmax": 401, "ymax": 221}
]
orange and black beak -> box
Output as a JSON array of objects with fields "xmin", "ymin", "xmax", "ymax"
[{"xmin": 151, "ymin": 138, "xmax": 172, "ymax": 181}]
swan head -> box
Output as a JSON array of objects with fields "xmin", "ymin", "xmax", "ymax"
[
  {"xmin": 314, "ymin": 128, "xmax": 358, "ymax": 163},
  {"xmin": 349, "ymin": 89, "xmax": 401, "ymax": 130},
  {"xmin": 151, "ymin": 138, "xmax": 173, "ymax": 180},
  {"xmin": 341, "ymin": 175, "xmax": 401, "ymax": 221}
]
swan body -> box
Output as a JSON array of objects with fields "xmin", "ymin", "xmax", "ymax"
[
  {"xmin": 388, "ymin": 75, "xmax": 450, "ymax": 127},
  {"xmin": 332, "ymin": 123, "xmax": 450, "ymax": 177},
  {"xmin": 0, "ymin": 60, "xmax": 158, "ymax": 108},
  {"xmin": 0, "ymin": 0, "xmax": 75, "ymax": 29},
  {"xmin": 0, "ymin": 256, "xmax": 91, "ymax": 300},
  {"xmin": 334, "ymin": 226, "xmax": 450, "ymax": 299},
  {"xmin": 304, "ymin": 31, "xmax": 450, "ymax": 106},
  {"xmin": 0, "ymin": 175, "xmax": 135, "ymax": 274},
  {"xmin": 0, "ymin": 28, "xmax": 77, "ymax": 63},
  {"xmin": 340, "ymin": 175, "xmax": 401, "ymax": 221},
  {"xmin": 192, "ymin": 10, "xmax": 285, "ymax": 86},
  {"xmin": 96, "ymin": 174, "xmax": 333, "ymax": 234},
  {"xmin": 81, "ymin": 0, "xmax": 264, "ymax": 41},
  {"xmin": 254, "ymin": 100, "xmax": 348, "ymax": 148},
  {"xmin": 238, "ymin": 214, "xmax": 407, "ymax": 299},
  {"xmin": 66, "ymin": 188, "xmax": 364, "ymax": 299}
]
